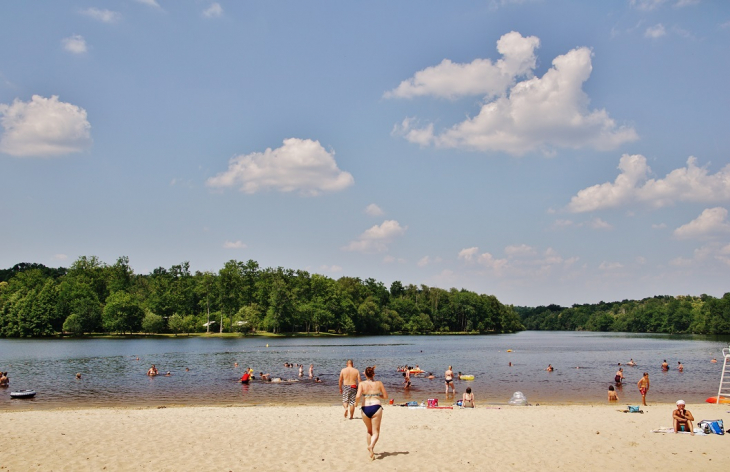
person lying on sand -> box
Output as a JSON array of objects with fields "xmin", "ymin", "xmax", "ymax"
[{"xmin": 672, "ymin": 400, "xmax": 694, "ymax": 435}]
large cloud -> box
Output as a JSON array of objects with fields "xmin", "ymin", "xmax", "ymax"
[
  {"xmin": 458, "ymin": 244, "xmax": 578, "ymax": 277},
  {"xmin": 567, "ymin": 154, "xmax": 730, "ymax": 212},
  {"xmin": 389, "ymin": 32, "xmax": 637, "ymax": 155},
  {"xmin": 343, "ymin": 220, "xmax": 407, "ymax": 253},
  {"xmin": 384, "ymin": 31, "xmax": 540, "ymax": 100},
  {"xmin": 80, "ymin": 8, "xmax": 121, "ymax": 23},
  {"xmin": 0, "ymin": 95, "xmax": 92, "ymax": 157},
  {"xmin": 673, "ymin": 207, "xmax": 730, "ymax": 239},
  {"xmin": 206, "ymin": 138, "xmax": 354, "ymax": 196}
]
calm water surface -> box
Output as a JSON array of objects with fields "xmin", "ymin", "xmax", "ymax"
[{"xmin": 1, "ymin": 331, "xmax": 728, "ymax": 410}]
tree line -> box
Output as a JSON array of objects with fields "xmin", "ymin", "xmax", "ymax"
[
  {"xmin": 515, "ymin": 293, "xmax": 730, "ymax": 334},
  {"xmin": 0, "ymin": 257, "xmax": 524, "ymax": 337}
]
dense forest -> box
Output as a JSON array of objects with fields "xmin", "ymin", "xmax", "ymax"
[
  {"xmin": 0, "ymin": 257, "xmax": 524, "ymax": 338},
  {"xmin": 516, "ymin": 294, "xmax": 730, "ymax": 335}
]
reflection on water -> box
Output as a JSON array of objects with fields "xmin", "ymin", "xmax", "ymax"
[{"xmin": 1, "ymin": 331, "xmax": 728, "ymax": 409}]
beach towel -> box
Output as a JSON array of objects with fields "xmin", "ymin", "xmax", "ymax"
[{"xmin": 651, "ymin": 427, "xmax": 706, "ymax": 435}]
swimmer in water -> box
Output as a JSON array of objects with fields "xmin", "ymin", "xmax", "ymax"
[
  {"xmin": 627, "ymin": 358, "xmax": 636, "ymax": 366},
  {"xmin": 661, "ymin": 360, "xmax": 669, "ymax": 371},
  {"xmin": 546, "ymin": 364, "xmax": 554, "ymax": 372},
  {"xmin": 677, "ymin": 361, "xmax": 684, "ymax": 372},
  {"xmin": 147, "ymin": 365, "xmax": 158, "ymax": 376},
  {"xmin": 711, "ymin": 358, "xmax": 717, "ymax": 363},
  {"xmin": 615, "ymin": 367, "xmax": 624, "ymax": 384}
]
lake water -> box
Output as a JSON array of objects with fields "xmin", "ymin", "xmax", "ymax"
[{"xmin": 1, "ymin": 331, "xmax": 729, "ymax": 410}]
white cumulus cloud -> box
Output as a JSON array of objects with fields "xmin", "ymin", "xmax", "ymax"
[
  {"xmin": 385, "ymin": 31, "xmax": 540, "ymax": 100},
  {"xmin": 390, "ymin": 32, "xmax": 637, "ymax": 156},
  {"xmin": 458, "ymin": 245, "xmax": 577, "ymax": 277},
  {"xmin": 206, "ymin": 138, "xmax": 354, "ymax": 196},
  {"xmin": 223, "ymin": 240, "xmax": 247, "ymax": 249},
  {"xmin": 0, "ymin": 95, "xmax": 92, "ymax": 157},
  {"xmin": 645, "ymin": 24, "xmax": 667, "ymax": 38},
  {"xmin": 567, "ymin": 154, "xmax": 730, "ymax": 213},
  {"xmin": 365, "ymin": 204, "xmax": 384, "ymax": 216},
  {"xmin": 343, "ymin": 220, "xmax": 407, "ymax": 253},
  {"xmin": 631, "ymin": 0, "xmax": 667, "ymax": 10},
  {"xmin": 62, "ymin": 35, "xmax": 87, "ymax": 54},
  {"xmin": 80, "ymin": 8, "xmax": 121, "ymax": 23},
  {"xmin": 136, "ymin": 0, "xmax": 160, "ymax": 7},
  {"xmin": 673, "ymin": 207, "xmax": 730, "ymax": 239},
  {"xmin": 599, "ymin": 261, "xmax": 624, "ymax": 270},
  {"xmin": 203, "ymin": 3, "xmax": 223, "ymax": 18}
]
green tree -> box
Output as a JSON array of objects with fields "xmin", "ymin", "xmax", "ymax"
[
  {"xmin": 141, "ymin": 311, "xmax": 165, "ymax": 334},
  {"xmin": 168, "ymin": 313, "xmax": 185, "ymax": 335},
  {"xmin": 102, "ymin": 291, "xmax": 144, "ymax": 334}
]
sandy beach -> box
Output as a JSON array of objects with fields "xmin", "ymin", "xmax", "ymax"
[{"xmin": 1, "ymin": 402, "xmax": 728, "ymax": 471}]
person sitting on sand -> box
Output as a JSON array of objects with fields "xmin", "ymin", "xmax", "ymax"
[
  {"xmin": 462, "ymin": 387, "xmax": 475, "ymax": 408},
  {"xmin": 673, "ymin": 400, "xmax": 694, "ymax": 435},
  {"xmin": 607, "ymin": 385, "xmax": 619, "ymax": 401},
  {"xmin": 677, "ymin": 361, "xmax": 684, "ymax": 372},
  {"xmin": 615, "ymin": 367, "xmax": 624, "ymax": 384},
  {"xmin": 661, "ymin": 360, "xmax": 669, "ymax": 371},
  {"xmin": 546, "ymin": 364, "xmax": 554, "ymax": 372},
  {"xmin": 147, "ymin": 365, "xmax": 158, "ymax": 376}
]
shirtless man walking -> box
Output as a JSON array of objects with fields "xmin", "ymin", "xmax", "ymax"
[
  {"xmin": 445, "ymin": 365, "xmax": 455, "ymax": 395},
  {"xmin": 637, "ymin": 372, "xmax": 650, "ymax": 406},
  {"xmin": 339, "ymin": 359, "xmax": 361, "ymax": 419}
]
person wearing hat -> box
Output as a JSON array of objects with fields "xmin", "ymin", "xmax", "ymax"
[{"xmin": 672, "ymin": 400, "xmax": 694, "ymax": 435}]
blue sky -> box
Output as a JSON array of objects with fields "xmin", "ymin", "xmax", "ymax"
[{"xmin": 1, "ymin": 0, "xmax": 729, "ymax": 306}]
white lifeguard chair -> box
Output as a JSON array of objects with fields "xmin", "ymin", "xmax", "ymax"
[{"xmin": 717, "ymin": 346, "xmax": 730, "ymax": 404}]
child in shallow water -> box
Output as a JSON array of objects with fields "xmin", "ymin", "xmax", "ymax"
[{"xmin": 607, "ymin": 385, "xmax": 619, "ymax": 402}]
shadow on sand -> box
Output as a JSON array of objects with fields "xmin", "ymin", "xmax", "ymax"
[{"xmin": 377, "ymin": 451, "xmax": 410, "ymax": 460}]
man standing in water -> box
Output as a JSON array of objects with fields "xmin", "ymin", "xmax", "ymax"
[
  {"xmin": 339, "ymin": 359, "xmax": 361, "ymax": 419},
  {"xmin": 637, "ymin": 372, "xmax": 650, "ymax": 406},
  {"xmin": 445, "ymin": 365, "xmax": 455, "ymax": 395}
]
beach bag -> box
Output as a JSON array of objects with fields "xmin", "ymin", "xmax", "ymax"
[
  {"xmin": 428, "ymin": 398, "xmax": 438, "ymax": 408},
  {"xmin": 698, "ymin": 420, "xmax": 725, "ymax": 435},
  {"xmin": 628, "ymin": 405, "xmax": 641, "ymax": 413}
]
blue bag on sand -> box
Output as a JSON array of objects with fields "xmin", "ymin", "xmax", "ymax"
[
  {"xmin": 699, "ymin": 420, "xmax": 724, "ymax": 435},
  {"xmin": 628, "ymin": 405, "xmax": 641, "ymax": 413}
]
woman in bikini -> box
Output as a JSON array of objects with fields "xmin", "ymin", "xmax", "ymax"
[
  {"xmin": 355, "ymin": 366, "xmax": 388, "ymax": 461},
  {"xmin": 462, "ymin": 387, "xmax": 475, "ymax": 408}
]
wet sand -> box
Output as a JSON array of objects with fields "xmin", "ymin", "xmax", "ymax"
[{"xmin": 2, "ymin": 402, "xmax": 728, "ymax": 471}]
